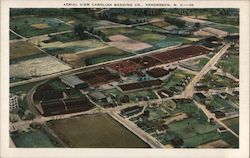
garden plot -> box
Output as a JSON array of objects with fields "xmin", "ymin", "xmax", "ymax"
[
  {"xmin": 108, "ymin": 34, "xmax": 152, "ymax": 52},
  {"xmin": 10, "ymin": 56, "xmax": 71, "ymax": 78}
]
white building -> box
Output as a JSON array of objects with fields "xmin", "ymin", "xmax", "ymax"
[{"xmin": 9, "ymin": 94, "xmax": 19, "ymax": 111}]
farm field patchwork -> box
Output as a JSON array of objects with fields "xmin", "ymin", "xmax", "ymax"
[
  {"xmin": 47, "ymin": 113, "xmax": 150, "ymax": 148},
  {"xmin": 10, "ymin": 16, "xmax": 73, "ymax": 38}
]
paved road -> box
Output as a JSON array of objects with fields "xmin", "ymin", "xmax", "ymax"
[
  {"xmin": 184, "ymin": 43, "xmax": 231, "ymax": 97},
  {"xmin": 25, "ymin": 80, "xmax": 49, "ymax": 117}
]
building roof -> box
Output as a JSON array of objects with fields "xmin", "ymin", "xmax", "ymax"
[
  {"xmin": 60, "ymin": 75, "xmax": 85, "ymax": 86},
  {"xmin": 89, "ymin": 92, "xmax": 106, "ymax": 100},
  {"xmin": 194, "ymin": 92, "xmax": 206, "ymax": 99},
  {"xmin": 106, "ymin": 60, "xmax": 142, "ymax": 76}
]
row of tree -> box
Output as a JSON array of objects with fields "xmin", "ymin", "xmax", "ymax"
[{"xmin": 74, "ymin": 24, "xmax": 108, "ymax": 41}]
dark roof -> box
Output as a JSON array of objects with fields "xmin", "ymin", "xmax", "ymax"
[
  {"xmin": 119, "ymin": 79, "xmax": 163, "ymax": 92},
  {"xmin": 194, "ymin": 93, "xmax": 206, "ymax": 99}
]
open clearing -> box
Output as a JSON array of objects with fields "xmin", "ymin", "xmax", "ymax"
[
  {"xmin": 61, "ymin": 46, "xmax": 132, "ymax": 67},
  {"xmin": 108, "ymin": 34, "xmax": 153, "ymax": 52},
  {"xmin": 31, "ymin": 23, "xmax": 50, "ymax": 29},
  {"xmin": 10, "ymin": 41, "xmax": 45, "ymax": 61},
  {"xmin": 198, "ymin": 139, "xmax": 230, "ymax": 148},
  {"xmin": 47, "ymin": 113, "xmax": 149, "ymax": 148},
  {"xmin": 10, "ymin": 56, "xmax": 71, "ymax": 78}
]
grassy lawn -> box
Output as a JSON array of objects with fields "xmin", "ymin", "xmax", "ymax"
[
  {"xmin": 218, "ymin": 55, "xmax": 239, "ymax": 78},
  {"xmin": 47, "ymin": 113, "xmax": 149, "ymax": 148},
  {"xmin": 10, "ymin": 16, "xmax": 72, "ymax": 38},
  {"xmin": 11, "ymin": 130, "xmax": 56, "ymax": 148},
  {"xmin": 222, "ymin": 117, "xmax": 239, "ymax": 135}
]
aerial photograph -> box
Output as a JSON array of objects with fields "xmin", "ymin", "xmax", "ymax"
[{"xmin": 9, "ymin": 8, "xmax": 239, "ymax": 148}]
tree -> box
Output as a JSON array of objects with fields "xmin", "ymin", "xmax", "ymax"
[{"xmin": 195, "ymin": 22, "xmax": 201, "ymax": 29}]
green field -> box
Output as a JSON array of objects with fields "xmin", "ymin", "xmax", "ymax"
[
  {"xmin": 126, "ymin": 32, "xmax": 191, "ymax": 50},
  {"xmin": 11, "ymin": 130, "xmax": 56, "ymax": 148},
  {"xmin": 48, "ymin": 32, "xmax": 81, "ymax": 43},
  {"xmin": 207, "ymin": 15, "xmax": 239, "ymax": 26},
  {"xmin": 218, "ymin": 55, "xmax": 239, "ymax": 78},
  {"xmin": 47, "ymin": 113, "xmax": 149, "ymax": 148},
  {"xmin": 205, "ymin": 23, "xmax": 239, "ymax": 33},
  {"xmin": 10, "ymin": 16, "xmax": 72, "ymax": 38},
  {"xmin": 101, "ymin": 27, "xmax": 144, "ymax": 36},
  {"xmin": 84, "ymin": 47, "xmax": 133, "ymax": 65},
  {"xmin": 222, "ymin": 117, "xmax": 239, "ymax": 135}
]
